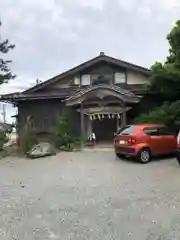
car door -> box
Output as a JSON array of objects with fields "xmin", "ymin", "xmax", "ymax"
[
  {"xmin": 157, "ymin": 126, "xmax": 177, "ymax": 154},
  {"xmin": 143, "ymin": 127, "xmax": 164, "ymax": 155}
]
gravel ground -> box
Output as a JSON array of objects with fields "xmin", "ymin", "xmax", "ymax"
[{"xmin": 0, "ymin": 151, "xmax": 180, "ymax": 239}]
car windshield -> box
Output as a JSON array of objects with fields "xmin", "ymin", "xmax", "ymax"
[{"xmin": 117, "ymin": 126, "xmax": 136, "ymax": 135}]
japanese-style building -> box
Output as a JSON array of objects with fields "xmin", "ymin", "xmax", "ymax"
[{"xmin": 0, "ymin": 52, "xmax": 153, "ymax": 144}]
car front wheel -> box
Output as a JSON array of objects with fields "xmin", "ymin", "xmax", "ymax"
[{"xmin": 137, "ymin": 148, "xmax": 151, "ymax": 164}]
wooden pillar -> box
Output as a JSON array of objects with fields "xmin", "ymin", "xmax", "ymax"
[
  {"xmin": 122, "ymin": 110, "xmax": 126, "ymax": 126},
  {"xmin": 87, "ymin": 116, "xmax": 92, "ymax": 133},
  {"xmin": 122, "ymin": 102, "xmax": 126, "ymax": 127},
  {"xmin": 116, "ymin": 117, "xmax": 119, "ymax": 131},
  {"xmin": 80, "ymin": 102, "xmax": 85, "ymax": 149}
]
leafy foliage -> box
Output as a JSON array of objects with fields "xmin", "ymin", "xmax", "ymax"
[
  {"xmin": 166, "ymin": 20, "xmax": 180, "ymax": 67},
  {"xmin": 0, "ymin": 131, "xmax": 9, "ymax": 150},
  {"xmin": 53, "ymin": 117, "xmax": 81, "ymax": 151},
  {"xmin": 137, "ymin": 20, "xmax": 180, "ymax": 128},
  {"xmin": 53, "ymin": 117, "xmax": 70, "ymax": 147},
  {"xmin": 0, "ymin": 21, "xmax": 15, "ymax": 84},
  {"xmin": 150, "ymin": 62, "xmax": 180, "ymax": 100},
  {"xmin": 150, "ymin": 20, "xmax": 180, "ymax": 101},
  {"xmin": 19, "ymin": 117, "xmax": 38, "ymax": 154},
  {"xmin": 134, "ymin": 101, "xmax": 180, "ymax": 131},
  {"xmin": 0, "ymin": 124, "xmax": 13, "ymax": 150}
]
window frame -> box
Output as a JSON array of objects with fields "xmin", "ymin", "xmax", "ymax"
[
  {"xmin": 143, "ymin": 126, "xmax": 174, "ymax": 136},
  {"xmin": 157, "ymin": 126, "xmax": 174, "ymax": 136},
  {"xmin": 114, "ymin": 72, "xmax": 126, "ymax": 84},
  {"xmin": 143, "ymin": 127, "xmax": 159, "ymax": 136},
  {"xmin": 117, "ymin": 125, "xmax": 136, "ymax": 136},
  {"xmin": 81, "ymin": 74, "xmax": 91, "ymax": 86},
  {"xmin": 74, "ymin": 76, "xmax": 80, "ymax": 85}
]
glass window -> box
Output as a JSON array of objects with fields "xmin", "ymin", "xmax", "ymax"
[
  {"xmin": 117, "ymin": 125, "xmax": 136, "ymax": 135},
  {"xmin": 115, "ymin": 72, "xmax": 126, "ymax": 84},
  {"xmin": 81, "ymin": 74, "xmax": 90, "ymax": 85},
  {"xmin": 157, "ymin": 126, "xmax": 173, "ymax": 135},
  {"xmin": 74, "ymin": 77, "xmax": 80, "ymax": 85},
  {"xmin": 143, "ymin": 127, "xmax": 159, "ymax": 136},
  {"xmin": 91, "ymin": 73, "xmax": 113, "ymax": 82}
]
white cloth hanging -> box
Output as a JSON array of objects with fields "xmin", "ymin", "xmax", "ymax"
[
  {"xmin": 177, "ymin": 130, "xmax": 180, "ymax": 145},
  {"xmin": 92, "ymin": 132, "xmax": 96, "ymax": 140}
]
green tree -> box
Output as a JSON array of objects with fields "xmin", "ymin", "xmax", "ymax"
[
  {"xmin": 135, "ymin": 20, "xmax": 180, "ymax": 128},
  {"xmin": 134, "ymin": 101, "xmax": 180, "ymax": 131},
  {"xmin": 166, "ymin": 20, "xmax": 180, "ymax": 67},
  {"xmin": 0, "ymin": 21, "xmax": 15, "ymax": 84},
  {"xmin": 150, "ymin": 20, "xmax": 180, "ymax": 101}
]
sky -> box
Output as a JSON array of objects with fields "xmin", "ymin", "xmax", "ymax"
[{"xmin": 0, "ymin": 0, "xmax": 180, "ymax": 122}]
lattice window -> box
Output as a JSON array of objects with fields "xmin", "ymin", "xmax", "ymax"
[
  {"xmin": 74, "ymin": 76, "xmax": 80, "ymax": 85},
  {"xmin": 114, "ymin": 72, "xmax": 126, "ymax": 83},
  {"xmin": 81, "ymin": 74, "xmax": 91, "ymax": 85}
]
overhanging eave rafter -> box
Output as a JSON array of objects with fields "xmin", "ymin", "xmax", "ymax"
[{"xmin": 66, "ymin": 84, "xmax": 140, "ymax": 106}]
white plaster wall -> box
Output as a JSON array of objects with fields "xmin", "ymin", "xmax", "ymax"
[
  {"xmin": 46, "ymin": 68, "xmax": 150, "ymax": 89},
  {"xmin": 127, "ymin": 70, "xmax": 149, "ymax": 85}
]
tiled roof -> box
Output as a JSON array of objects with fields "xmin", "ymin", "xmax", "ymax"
[
  {"xmin": 0, "ymin": 90, "xmax": 68, "ymax": 102},
  {"xmin": 66, "ymin": 84, "xmax": 140, "ymax": 104},
  {"xmin": 0, "ymin": 84, "xmax": 149, "ymax": 103}
]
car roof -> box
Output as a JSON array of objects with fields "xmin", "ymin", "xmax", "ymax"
[{"xmin": 130, "ymin": 124, "xmax": 165, "ymax": 128}]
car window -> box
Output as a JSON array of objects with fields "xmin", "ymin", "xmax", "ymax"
[
  {"xmin": 157, "ymin": 126, "xmax": 174, "ymax": 135},
  {"xmin": 117, "ymin": 126, "xmax": 136, "ymax": 135},
  {"xmin": 143, "ymin": 127, "xmax": 159, "ymax": 136}
]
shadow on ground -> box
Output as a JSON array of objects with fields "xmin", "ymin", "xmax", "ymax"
[{"xmin": 116, "ymin": 154, "xmax": 176, "ymax": 164}]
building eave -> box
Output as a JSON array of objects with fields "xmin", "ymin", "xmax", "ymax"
[
  {"xmin": 0, "ymin": 84, "xmax": 150, "ymax": 103},
  {"xmin": 0, "ymin": 91, "xmax": 68, "ymax": 103}
]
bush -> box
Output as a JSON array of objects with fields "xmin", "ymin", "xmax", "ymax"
[
  {"xmin": 0, "ymin": 131, "xmax": 9, "ymax": 150},
  {"xmin": 0, "ymin": 124, "xmax": 13, "ymax": 150},
  {"xmin": 53, "ymin": 117, "xmax": 70, "ymax": 147},
  {"xmin": 53, "ymin": 117, "xmax": 81, "ymax": 151},
  {"xmin": 19, "ymin": 118, "xmax": 38, "ymax": 154},
  {"xmin": 133, "ymin": 100, "xmax": 180, "ymax": 132}
]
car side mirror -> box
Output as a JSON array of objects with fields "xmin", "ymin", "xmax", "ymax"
[{"xmin": 114, "ymin": 133, "xmax": 117, "ymax": 137}]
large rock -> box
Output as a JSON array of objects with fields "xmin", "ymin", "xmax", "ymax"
[{"xmin": 27, "ymin": 142, "xmax": 56, "ymax": 158}]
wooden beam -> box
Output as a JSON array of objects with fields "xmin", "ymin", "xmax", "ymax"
[
  {"xmin": 76, "ymin": 106, "xmax": 132, "ymax": 115},
  {"xmin": 116, "ymin": 117, "xmax": 120, "ymax": 131},
  {"xmin": 82, "ymin": 100, "xmax": 123, "ymax": 105},
  {"xmin": 80, "ymin": 102, "xmax": 85, "ymax": 149},
  {"xmin": 121, "ymin": 102, "xmax": 127, "ymax": 126}
]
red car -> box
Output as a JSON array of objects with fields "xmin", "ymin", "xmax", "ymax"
[{"xmin": 114, "ymin": 124, "xmax": 177, "ymax": 163}]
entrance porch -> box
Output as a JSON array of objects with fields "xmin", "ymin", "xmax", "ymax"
[
  {"xmin": 77, "ymin": 106, "xmax": 132, "ymax": 143},
  {"xmin": 66, "ymin": 84, "xmax": 140, "ymax": 148}
]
